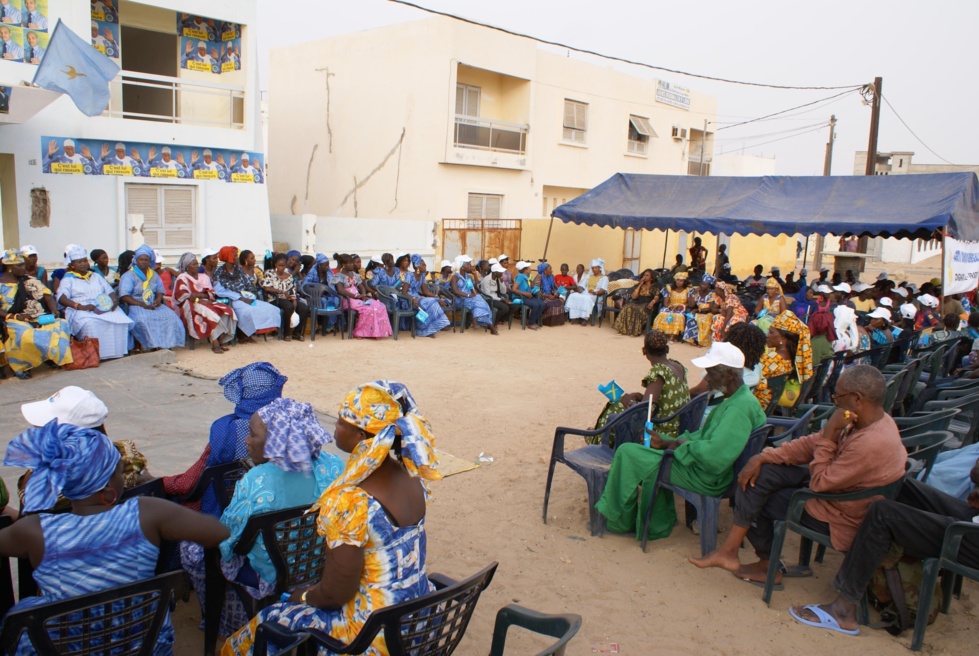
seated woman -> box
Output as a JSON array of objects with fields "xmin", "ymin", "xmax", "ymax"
[
  {"xmin": 867, "ymin": 307, "xmax": 895, "ymax": 345},
  {"xmin": 302, "ymin": 253, "xmax": 332, "ymax": 288},
  {"xmin": 224, "ymin": 381, "xmax": 441, "ymax": 656},
  {"xmin": 57, "ymin": 244, "xmax": 134, "ymax": 361},
  {"xmin": 163, "ymin": 362, "xmax": 287, "ymax": 516},
  {"xmin": 373, "ymin": 254, "xmax": 412, "ymax": 332},
  {"xmin": 652, "ymin": 272, "xmax": 690, "ymax": 339},
  {"xmin": 185, "ymin": 398, "xmax": 345, "ymax": 638},
  {"xmin": 118, "ymin": 245, "xmax": 186, "ymax": 351},
  {"xmin": 239, "ymin": 249, "xmax": 265, "ymax": 293},
  {"xmin": 213, "ymin": 246, "xmax": 281, "ymax": 344},
  {"xmin": 260, "ymin": 253, "xmax": 310, "ymax": 342},
  {"xmin": 565, "ymin": 259, "xmax": 609, "ymax": 325},
  {"xmin": 0, "ymin": 250, "xmax": 73, "ymax": 379},
  {"xmin": 19, "ymin": 245, "xmax": 48, "ymax": 288},
  {"xmin": 0, "ymin": 421, "xmax": 228, "ymax": 655},
  {"xmin": 535, "ymin": 264, "xmax": 567, "ymax": 327},
  {"xmin": 615, "ymin": 268, "xmax": 658, "ymax": 337},
  {"xmin": 710, "ymin": 281, "xmax": 749, "ymax": 343},
  {"xmin": 683, "ymin": 274, "xmax": 717, "ymax": 347},
  {"xmin": 450, "ymin": 256, "xmax": 497, "ymax": 334},
  {"xmin": 753, "ymin": 277, "xmax": 787, "ymax": 333},
  {"xmin": 593, "ymin": 329, "xmax": 691, "ymax": 446},
  {"xmin": 89, "ymin": 248, "xmax": 119, "ymax": 287},
  {"xmin": 807, "ymin": 310, "xmax": 838, "ymax": 365},
  {"xmin": 173, "ymin": 252, "xmax": 237, "ymax": 354},
  {"xmin": 753, "ymin": 311, "xmax": 813, "ymax": 411},
  {"xmin": 333, "ymin": 254, "xmax": 392, "ymax": 339},
  {"xmin": 436, "ymin": 261, "xmax": 453, "ymax": 290},
  {"xmin": 690, "ymin": 321, "xmax": 767, "ymax": 398},
  {"xmin": 510, "ymin": 261, "xmax": 545, "ymax": 331},
  {"xmin": 116, "ymin": 250, "xmax": 136, "ymax": 282},
  {"xmin": 402, "ymin": 255, "xmax": 450, "ymax": 337}
]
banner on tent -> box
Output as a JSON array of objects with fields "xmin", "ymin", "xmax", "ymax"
[{"xmin": 944, "ymin": 236, "xmax": 979, "ymax": 294}]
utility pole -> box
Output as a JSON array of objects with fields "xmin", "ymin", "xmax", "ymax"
[
  {"xmin": 699, "ymin": 118, "xmax": 708, "ymax": 176},
  {"xmin": 811, "ymin": 115, "xmax": 837, "ymax": 272},
  {"xmin": 863, "ymin": 77, "xmax": 883, "ymax": 176}
]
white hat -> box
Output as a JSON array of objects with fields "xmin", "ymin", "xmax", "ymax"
[
  {"xmin": 877, "ymin": 272, "xmax": 888, "ymax": 281},
  {"xmin": 770, "ymin": 266, "xmax": 780, "ymax": 273},
  {"xmin": 203, "ymin": 148, "xmax": 212, "ymax": 156},
  {"xmin": 900, "ymin": 303, "xmax": 918, "ymax": 320},
  {"xmin": 819, "ymin": 267, "xmax": 829, "ymax": 273},
  {"xmin": 369, "ymin": 255, "xmax": 383, "ymax": 264},
  {"xmin": 907, "ymin": 283, "xmax": 919, "ymax": 294},
  {"xmin": 161, "ymin": 146, "xmax": 171, "ymax": 154},
  {"xmin": 498, "ymin": 254, "xmax": 509, "ymax": 261},
  {"xmin": 815, "ymin": 285, "xmax": 833, "ymax": 294},
  {"xmin": 868, "ymin": 307, "xmax": 892, "ymax": 320},
  {"xmin": 590, "ymin": 258, "xmax": 604, "ymax": 269},
  {"xmin": 92, "ymin": 20, "xmax": 98, "ymax": 29},
  {"xmin": 114, "ymin": 142, "xmax": 125, "ymax": 150},
  {"xmin": 800, "ymin": 269, "xmax": 808, "ymax": 276},
  {"xmin": 201, "ymin": 246, "xmax": 219, "ymax": 259},
  {"xmin": 21, "ymin": 386, "xmax": 109, "ymax": 429},
  {"xmin": 918, "ymin": 294, "xmax": 939, "ymax": 308},
  {"xmin": 63, "ymin": 139, "xmax": 75, "ymax": 148},
  {"xmin": 19, "ymin": 244, "xmax": 38, "ymax": 256},
  {"xmin": 456, "ymin": 254, "xmax": 473, "ymax": 264},
  {"xmin": 153, "ymin": 250, "xmax": 164, "ymax": 265},
  {"xmin": 64, "ymin": 244, "xmax": 87, "ymax": 265},
  {"xmin": 241, "ymin": 153, "xmax": 250, "ymax": 160},
  {"xmin": 878, "ymin": 297, "xmax": 893, "ymax": 307},
  {"xmin": 852, "ymin": 282, "xmax": 872, "ymax": 293},
  {"xmin": 832, "ymin": 282, "xmax": 851, "ymax": 294},
  {"xmin": 488, "ymin": 258, "xmax": 498, "ymax": 265},
  {"xmin": 893, "ymin": 287, "xmax": 908, "ymax": 298},
  {"xmin": 198, "ymin": 40, "xmax": 207, "ymax": 48},
  {"xmin": 516, "ymin": 260, "xmax": 531, "ymax": 270},
  {"xmin": 491, "ymin": 263, "xmax": 506, "ymax": 273},
  {"xmin": 691, "ymin": 342, "xmax": 745, "ymax": 370},
  {"xmin": 440, "ymin": 259, "xmax": 452, "ymax": 269}
]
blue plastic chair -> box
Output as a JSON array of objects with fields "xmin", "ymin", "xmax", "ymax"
[
  {"xmin": 376, "ymin": 284, "xmax": 418, "ymax": 340},
  {"xmin": 642, "ymin": 423, "xmax": 773, "ymax": 554},
  {"xmin": 302, "ymin": 282, "xmax": 345, "ymax": 341}
]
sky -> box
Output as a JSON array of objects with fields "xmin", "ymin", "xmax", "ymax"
[{"xmin": 256, "ymin": 0, "xmax": 977, "ymax": 176}]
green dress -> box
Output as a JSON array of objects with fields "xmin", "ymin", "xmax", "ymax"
[
  {"xmin": 595, "ymin": 384, "xmax": 766, "ymax": 541},
  {"xmin": 592, "ymin": 361, "xmax": 690, "ymax": 445}
]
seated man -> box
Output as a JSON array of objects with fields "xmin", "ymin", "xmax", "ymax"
[
  {"xmin": 596, "ymin": 342, "xmax": 766, "ymax": 542},
  {"xmin": 690, "ymin": 365, "xmax": 907, "ymax": 588},
  {"xmin": 789, "ymin": 472, "xmax": 979, "ymax": 635}
]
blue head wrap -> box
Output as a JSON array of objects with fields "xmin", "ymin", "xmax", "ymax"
[
  {"xmin": 411, "ymin": 254, "xmax": 423, "ymax": 269},
  {"xmin": 4, "ymin": 420, "xmax": 121, "ymax": 512},
  {"xmin": 256, "ymin": 398, "xmax": 333, "ymax": 474},
  {"xmin": 314, "ymin": 253, "xmax": 329, "ymax": 266},
  {"xmin": 702, "ymin": 273, "xmax": 716, "ymax": 285},
  {"xmin": 134, "ymin": 244, "xmax": 156, "ymax": 269},
  {"xmin": 537, "ymin": 263, "xmax": 556, "ymax": 295},
  {"xmin": 537, "ymin": 263, "xmax": 548, "ymax": 275},
  {"xmin": 286, "ymin": 250, "xmax": 301, "ymax": 259}
]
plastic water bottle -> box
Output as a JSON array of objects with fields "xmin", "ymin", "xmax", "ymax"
[{"xmin": 643, "ymin": 421, "xmax": 653, "ymax": 448}]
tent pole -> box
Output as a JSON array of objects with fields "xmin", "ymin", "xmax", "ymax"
[
  {"xmin": 661, "ymin": 230, "xmax": 669, "ymax": 268},
  {"xmin": 542, "ymin": 215, "xmax": 555, "ymax": 263},
  {"xmin": 803, "ymin": 235, "xmax": 810, "ymax": 270}
]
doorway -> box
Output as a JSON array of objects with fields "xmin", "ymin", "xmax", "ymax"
[
  {"xmin": 121, "ymin": 26, "xmax": 179, "ymax": 121},
  {"xmin": 0, "ymin": 154, "xmax": 18, "ymax": 250}
]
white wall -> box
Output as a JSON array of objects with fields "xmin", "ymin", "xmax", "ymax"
[
  {"xmin": 713, "ymin": 153, "xmax": 777, "ymax": 177},
  {"xmin": 271, "ymin": 215, "xmax": 437, "ymax": 263}
]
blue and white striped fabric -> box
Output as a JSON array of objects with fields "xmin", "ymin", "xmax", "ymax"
[{"xmin": 406, "ymin": 273, "xmax": 449, "ymax": 337}]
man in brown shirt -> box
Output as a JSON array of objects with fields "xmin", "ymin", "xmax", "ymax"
[{"xmin": 690, "ymin": 365, "xmax": 907, "ymax": 586}]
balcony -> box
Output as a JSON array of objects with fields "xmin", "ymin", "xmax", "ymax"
[
  {"xmin": 453, "ymin": 116, "xmax": 528, "ymax": 154},
  {"xmin": 105, "ymin": 71, "xmax": 245, "ymax": 129}
]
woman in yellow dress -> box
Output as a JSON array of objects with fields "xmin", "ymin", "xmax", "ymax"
[
  {"xmin": 652, "ymin": 272, "xmax": 690, "ymax": 338},
  {"xmin": 753, "ymin": 277, "xmax": 787, "ymax": 333},
  {"xmin": 683, "ymin": 273, "xmax": 717, "ymax": 346},
  {"xmin": 753, "ymin": 311, "xmax": 813, "ymax": 411}
]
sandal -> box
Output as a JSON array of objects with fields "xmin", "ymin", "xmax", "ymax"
[
  {"xmin": 211, "ymin": 343, "xmax": 225, "ymax": 354},
  {"xmin": 14, "ymin": 370, "xmax": 32, "ymax": 380}
]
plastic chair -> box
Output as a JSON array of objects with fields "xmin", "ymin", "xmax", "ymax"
[
  {"xmin": 765, "ymin": 407, "xmax": 816, "ymax": 447},
  {"xmin": 642, "ymin": 424, "xmax": 773, "ymax": 554},
  {"xmin": 802, "ymin": 358, "xmax": 833, "ymax": 405},
  {"xmin": 895, "ymin": 408, "xmax": 960, "ymax": 441},
  {"xmin": 253, "ymin": 563, "xmax": 499, "ymax": 656},
  {"xmin": 0, "ymin": 570, "xmax": 183, "ymax": 656},
  {"xmin": 820, "ymin": 351, "xmax": 849, "ymax": 403},
  {"xmin": 903, "ymin": 431, "xmax": 954, "ymax": 482},
  {"xmin": 598, "ymin": 288, "xmax": 629, "ymax": 328},
  {"xmin": 911, "ymin": 521, "xmax": 979, "ymax": 651},
  {"xmin": 488, "ymin": 605, "xmax": 583, "ymax": 656},
  {"xmin": 762, "ymin": 374, "xmax": 789, "ymax": 417},
  {"xmin": 120, "ymin": 477, "xmax": 167, "ymax": 501},
  {"xmin": 881, "ymin": 369, "xmax": 908, "ymax": 414},
  {"xmin": 204, "ymin": 504, "xmax": 325, "ymax": 655},
  {"xmin": 177, "ymin": 459, "xmax": 250, "ymax": 513},
  {"xmin": 333, "ymin": 283, "xmax": 361, "ymax": 339},
  {"xmin": 302, "ymin": 282, "xmax": 345, "ymax": 341},
  {"xmin": 376, "ymin": 285, "xmax": 417, "ymax": 340},
  {"xmin": 913, "ymin": 392, "xmax": 979, "ymax": 448},
  {"xmin": 762, "ymin": 475, "xmax": 906, "ymax": 606}
]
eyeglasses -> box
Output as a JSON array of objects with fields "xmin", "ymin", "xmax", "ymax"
[{"xmin": 831, "ymin": 391, "xmax": 856, "ymax": 404}]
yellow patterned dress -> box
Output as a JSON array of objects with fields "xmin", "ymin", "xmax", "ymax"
[
  {"xmin": 0, "ymin": 278, "xmax": 73, "ymax": 374},
  {"xmin": 652, "ymin": 286, "xmax": 689, "ymax": 336}
]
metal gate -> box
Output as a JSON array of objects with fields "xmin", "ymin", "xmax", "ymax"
[{"xmin": 442, "ymin": 219, "xmax": 522, "ymax": 263}]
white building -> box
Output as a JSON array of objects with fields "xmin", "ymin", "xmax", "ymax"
[
  {"xmin": 266, "ymin": 17, "xmax": 739, "ymax": 271},
  {"xmin": 712, "ymin": 153, "xmax": 776, "ymax": 177},
  {"xmin": 0, "ymin": 0, "xmax": 269, "ymax": 268}
]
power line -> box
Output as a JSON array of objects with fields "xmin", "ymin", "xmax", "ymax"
[
  {"xmin": 386, "ymin": 0, "xmax": 864, "ymax": 91},
  {"xmin": 716, "ymin": 89, "xmax": 857, "ymax": 131},
  {"xmin": 881, "ymin": 94, "xmax": 957, "ymax": 165},
  {"xmin": 714, "ymin": 121, "xmax": 827, "ymax": 142},
  {"xmin": 717, "ymin": 123, "xmax": 828, "ymax": 156}
]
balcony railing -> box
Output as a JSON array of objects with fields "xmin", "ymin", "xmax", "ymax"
[
  {"xmin": 105, "ymin": 71, "xmax": 245, "ymax": 129},
  {"xmin": 453, "ymin": 115, "xmax": 528, "ymax": 154}
]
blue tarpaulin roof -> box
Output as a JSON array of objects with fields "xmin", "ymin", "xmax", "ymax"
[{"xmin": 552, "ymin": 172, "xmax": 979, "ymax": 242}]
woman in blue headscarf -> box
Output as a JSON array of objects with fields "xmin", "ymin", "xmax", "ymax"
[
  {"xmin": 117, "ymin": 245, "xmax": 187, "ymax": 351},
  {"xmin": 0, "ymin": 421, "xmax": 228, "ymax": 656},
  {"xmin": 400, "ymin": 254, "xmax": 450, "ymax": 337},
  {"xmin": 536, "ymin": 263, "xmax": 567, "ymax": 327}
]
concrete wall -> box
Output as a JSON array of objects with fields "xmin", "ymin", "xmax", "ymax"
[
  {"xmin": 713, "ymin": 153, "xmax": 777, "ymax": 177},
  {"xmin": 271, "ymin": 214, "xmax": 437, "ymax": 265}
]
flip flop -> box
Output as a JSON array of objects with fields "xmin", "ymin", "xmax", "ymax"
[
  {"xmin": 789, "ymin": 604, "xmax": 860, "ymax": 636},
  {"xmin": 780, "ymin": 562, "xmax": 814, "ymax": 578},
  {"xmin": 742, "ymin": 578, "xmax": 783, "ymax": 591}
]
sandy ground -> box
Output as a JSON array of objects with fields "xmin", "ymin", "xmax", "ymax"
[{"xmin": 154, "ymin": 317, "xmax": 975, "ymax": 656}]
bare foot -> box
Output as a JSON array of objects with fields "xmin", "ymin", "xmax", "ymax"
[
  {"xmin": 790, "ymin": 603, "xmax": 859, "ymax": 631},
  {"xmin": 736, "ymin": 560, "xmax": 780, "ymax": 584},
  {"xmin": 689, "ymin": 549, "xmax": 741, "ymax": 572}
]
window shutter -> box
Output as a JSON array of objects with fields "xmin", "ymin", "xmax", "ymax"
[
  {"xmin": 484, "ymin": 195, "xmax": 501, "ymax": 219},
  {"xmin": 455, "ymin": 84, "xmax": 465, "ymax": 115},
  {"xmin": 467, "ymin": 194, "xmax": 484, "ymax": 219},
  {"xmin": 127, "ymin": 186, "xmax": 160, "ymax": 228},
  {"xmin": 563, "ymin": 100, "xmax": 576, "ymax": 129}
]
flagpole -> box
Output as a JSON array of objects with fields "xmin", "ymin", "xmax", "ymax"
[{"xmin": 31, "ymin": 18, "xmax": 62, "ymax": 86}]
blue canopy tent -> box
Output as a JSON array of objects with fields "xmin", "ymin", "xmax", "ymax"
[{"xmin": 550, "ymin": 172, "xmax": 979, "ymax": 242}]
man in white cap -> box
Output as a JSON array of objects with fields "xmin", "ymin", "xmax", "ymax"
[
  {"xmin": 597, "ymin": 341, "xmax": 766, "ymax": 544},
  {"xmin": 97, "ymin": 141, "xmax": 143, "ymax": 174},
  {"xmin": 850, "ymin": 283, "xmax": 875, "ymax": 314},
  {"xmin": 479, "ymin": 262, "xmax": 512, "ymax": 324},
  {"xmin": 692, "ymin": 364, "xmax": 905, "ymax": 594},
  {"xmin": 191, "ymin": 148, "xmax": 228, "ymax": 177},
  {"xmin": 831, "ymin": 282, "xmax": 852, "ymax": 310},
  {"xmin": 182, "ymin": 38, "xmax": 216, "ymax": 66},
  {"xmin": 719, "ymin": 261, "xmax": 739, "ymax": 285},
  {"xmin": 43, "ymin": 138, "xmax": 97, "ymax": 172},
  {"xmin": 231, "ymin": 153, "xmax": 263, "ymax": 182},
  {"xmin": 91, "ymin": 21, "xmax": 117, "ymax": 53},
  {"xmin": 149, "ymin": 145, "xmax": 189, "ymax": 176},
  {"xmin": 899, "ymin": 302, "xmax": 918, "ymax": 323},
  {"xmin": 769, "ymin": 266, "xmax": 784, "ymax": 286}
]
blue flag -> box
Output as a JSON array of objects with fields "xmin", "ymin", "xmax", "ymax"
[
  {"xmin": 32, "ymin": 20, "xmax": 120, "ymax": 117},
  {"xmin": 598, "ymin": 380, "xmax": 625, "ymax": 404}
]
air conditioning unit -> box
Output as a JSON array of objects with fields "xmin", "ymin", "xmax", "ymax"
[{"xmin": 671, "ymin": 126, "xmax": 688, "ymax": 140}]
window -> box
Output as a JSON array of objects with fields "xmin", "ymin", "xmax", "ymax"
[
  {"xmin": 126, "ymin": 184, "xmax": 196, "ymax": 249},
  {"xmin": 456, "ymin": 84, "xmax": 481, "ymax": 118},
  {"xmin": 563, "ymin": 99, "xmax": 588, "ymax": 143},
  {"xmin": 467, "ymin": 193, "xmax": 502, "ymax": 219},
  {"xmin": 628, "ymin": 115, "xmax": 655, "ymax": 155}
]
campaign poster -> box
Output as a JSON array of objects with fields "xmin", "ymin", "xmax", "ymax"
[
  {"xmin": 22, "ymin": 0, "xmax": 47, "ymax": 31},
  {"xmin": 0, "ymin": 85, "xmax": 10, "ymax": 114},
  {"xmin": 0, "ymin": 23, "xmax": 23, "ymax": 61},
  {"xmin": 219, "ymin": 21, "xmax": 240, "ymax": 41},
  {"xmin": 91, "ymin": 19, "xmax": 119, "ymax": 58},
  {"xmin": 177, "ymin": 13, "xmax": 218, "ymax": 41},
  {"xmin": 90, "ymin": 0, "xmax": 117, "ymax": 24},
  {"xmin": 22, "ymin": 27, "xmax": 46, "ymax": 64},
  {"xmin": 180, "ymin": 36, "xmax": 220, "ymax": 74},
  {"xmin": 219, "ymin": 39, "xmax": 240, "ymax": 73},
  {"xmin": 41, "ymin": 136, "xmax": 264, "ymax": 184},
  {"xmin": 0, "ymin": 0, "xmax": 22, "ymax": 27}
]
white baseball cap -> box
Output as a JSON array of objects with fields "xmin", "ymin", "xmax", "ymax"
[
  {"xmin": 488, "ymin": 258, "xmax": 498, "ymax": 265},
  {"xmin": 498, "ymin": 254, "xmax": 509, "ymax": 261},
  {"xmin": 868, "ymin": 307, "xmax": 892, "ymax": 320},
  {"xmin": 439, "ymin": 259, "xmax": 452, "ymax": 269},
  {"xmin": 900, "ymin": 303, "xmax": 918, "ymax": 320},
  {"xmin": 918, "ymin": 294, "xmax": 939, "ymax": 308},
  {"xmin": 691, "ymin": 341, "xmax": 745, "ymax": 370},
  {"xmin": 516, "ymin": 260, "xmax": 531, "ymax": 270},
  {"xmin": 21, "ymin": 386, "xmax": 109, "ymax": 429},
  {"xmin": 877, "ymin": 272, "xmax": 888, "ymax": 281},
  {"xmin": 893, "ymin": 287, "xmax": 909, "ymax": 298},
  {"xmin": 815, "ymin": 285, "xmax": 833, "ymax": 294},
  {"xmin": 800, "ymin": 269, "xmax": 808, "ymax": 276},
  {"xmin": 201, "ymin": 246, "xmax": 219, "ymax": 259},
  {"xmin": 878, "ymin": 297, "xmax": 893, "ymax": 307},
  {"xmin": 819, "ymin": 267, "xmax": 829, "ymax": 273},
  {"xmin": 456, "ymin": 255, "xmax": 473, "ymax": 264},
  {"xmin": 832, "ymin": 282, "xmax": 851, "ymax": 294},
  {"xmin": 491, "ymin": 263, "xmax": 506, "ymax": 273},
  {"xmin": 852, "ymin": 282, "xmax": 872, "ymax": 293},
  {"xmin": 19, "ymin": 244, "xmax": 38, "ymax": 256}
]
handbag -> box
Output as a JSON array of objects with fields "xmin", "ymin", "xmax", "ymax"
[
  {"xmin": 63, "ymin": 337, "xmax": 100, "ymax": 371},
  {"xmin": 777, "ymin": 378, "xmax": 802, "ymax": 408}
]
